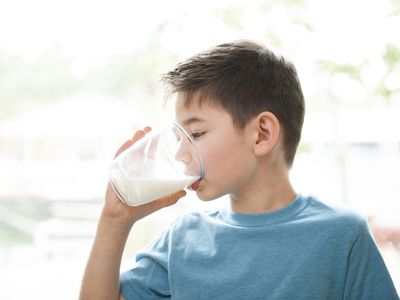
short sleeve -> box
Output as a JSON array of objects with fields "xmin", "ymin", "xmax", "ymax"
[
  {"xmin": 120, "ymin": 228, "xmax": 171, "ymax": 300},
  {"xmin": 343, "ymin": 218, "xmax": 399, "ymax": 299}
]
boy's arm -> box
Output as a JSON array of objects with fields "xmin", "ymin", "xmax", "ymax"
[
  {"xmin": 343, "ymin": 219, "xmax": 399, "ymax": 299},
  {"xmin": 79, "ymin": 209, "xmax": 132, "ymax": 300},
  {"xmin": 79, "ymin": 128, "xmax": 186, "ymax": 300}
]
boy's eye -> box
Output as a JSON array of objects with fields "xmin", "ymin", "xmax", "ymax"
[{"xmin": 190, "ymin": 131, "xmax": 205, "ymax": 140}]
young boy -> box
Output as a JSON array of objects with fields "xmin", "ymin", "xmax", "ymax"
[{"xmin": 79, "ymin": 40, "xmax": 399, "ymax": 300}]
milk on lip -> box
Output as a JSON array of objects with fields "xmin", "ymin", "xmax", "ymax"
[{"xmin": 111, "ymin": 175, "xmax": 198, "ymax": 206}]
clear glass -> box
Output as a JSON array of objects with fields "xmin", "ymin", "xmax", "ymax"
[{"xmin": 109, "ymin": 123, "xmax": 204, "ymax": 206}]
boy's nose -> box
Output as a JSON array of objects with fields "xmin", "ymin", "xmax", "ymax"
[{"xmin": 175, "ymin": 137, "xmax": 193, "ymax": 166}]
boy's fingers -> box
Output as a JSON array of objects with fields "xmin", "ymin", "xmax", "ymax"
[
  {"xmin": 135, "ymin": 190, "xmax": 186, "ymax": 218},
  {"xmin": 114, "ymin": 131, "xmax": 143, "ymax": 158},
  {"xmin": 131, "ymin": 127, "xmax": 151, "ymax": 142},
  {"xmin": 155, "ymin": 190, "xmax": 187, "ymax": 210},
  {"xmin": 143, "ymin": 126, "xmax": 152, "ymax": 134},
  {"xmin": 130, "ymin": 127, "xmax": 151, "ymax": 143},
  {"xmin": 146, "ymin": 135, "xmax": 159, "ymax": 159},
  {"xmin": 114, "ymin": 127, "xmax": 151, "ymax": 158},
  {"xmin": 114, "ymin": 140, "xmax": 134, "ymax": 158},
  {"xmin": 139, "ymin": 126, "xmax": 157, "ymax": 159},
  {"xmin": 167, "ymin": 190, "xmax": 187, "ymax": 201}
]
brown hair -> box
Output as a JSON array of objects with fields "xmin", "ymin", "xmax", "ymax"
[{"xmin": 162, "ymin": 40, "xmax": 305, "ymax": 167}]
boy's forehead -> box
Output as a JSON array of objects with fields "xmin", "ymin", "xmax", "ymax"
[{"xmin": 174, "ymin": 92, "xmax": 222, "ymax": 124}]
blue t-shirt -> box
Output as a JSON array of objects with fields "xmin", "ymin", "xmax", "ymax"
[{"xmin": 120, "ymin": 194, "xmax": 399, "ymax": 299}]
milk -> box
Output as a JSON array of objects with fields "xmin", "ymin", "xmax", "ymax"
[{"xmin": 112, "ymin": 176, "xmax": 197, "ymax": 206}]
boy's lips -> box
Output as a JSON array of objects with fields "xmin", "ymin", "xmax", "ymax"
[{"xmin": 188, "ymin": 179, "xmax": 201, "ymax": 191}]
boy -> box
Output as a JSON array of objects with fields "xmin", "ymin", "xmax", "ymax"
[{"xmin": 80, "ymin": 40, "xmax": 399, "ymax": 299}]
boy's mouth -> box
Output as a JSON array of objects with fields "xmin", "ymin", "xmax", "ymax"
[{"xmin": 188, "ymin": 179, "xmax": 201, "ymax": 191}]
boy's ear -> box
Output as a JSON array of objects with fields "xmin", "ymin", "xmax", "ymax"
[{"xmin": 253, "ymin": 111, "xmax": 280, "ymax": 156}]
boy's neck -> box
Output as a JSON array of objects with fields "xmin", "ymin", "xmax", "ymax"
[{"xmin": 229, "ymin": 166, "xmax": 297, "ymax": 215}]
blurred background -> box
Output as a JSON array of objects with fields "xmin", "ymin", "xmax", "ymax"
[{"xmin": 1, "ymin": 0, "xmax": 399, "ymax": 298}]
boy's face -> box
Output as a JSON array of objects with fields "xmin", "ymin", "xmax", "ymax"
[{"xmin": 175, "ymin": 92, "xmax": 257, "ymax": 201}]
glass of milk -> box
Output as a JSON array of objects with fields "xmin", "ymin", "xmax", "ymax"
[{"xmin": 108, "ymin": 123, "xmax": 204, "ymax": 206}]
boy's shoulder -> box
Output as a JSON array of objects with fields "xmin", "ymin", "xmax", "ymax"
[
  {"xmin": 306, "ymin": 195, "xmax": 364, "ymax": 220},
  {"xmin": 303, "ymin": 195, "xmax": 369, "ymax": 234}
]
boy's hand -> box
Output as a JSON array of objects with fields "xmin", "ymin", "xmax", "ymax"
[{"xmin": 102, "ymin": 127, "xmax": 187, "ymax": 228}]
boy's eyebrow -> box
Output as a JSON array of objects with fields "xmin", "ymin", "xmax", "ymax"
[{"xmin": 182, "ymin": 117, "xmax": 206, "ymax": 126}]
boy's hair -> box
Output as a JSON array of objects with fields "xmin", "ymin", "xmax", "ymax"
[{"xmin": 162, "ymin": 40, "xmax": 305, "ymax": 167}]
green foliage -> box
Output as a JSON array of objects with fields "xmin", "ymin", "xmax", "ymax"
[
  {"xmin": 0, "ymin": 0, "xmax": 397, "ymax": 122},
  {"xmin": 215, "ymin": 6, "xmax": 244, "ymax": 30},
  {"xmin": 292, "ymin": 18, "xmax": 314, "ymax": 31},
  {"xmin": 0, "ymin": 222, "xmax": 32, "ymax": 245},
  {"xmin": 389, "ymin": 0, "xmax": 400, "ymax": 15},
  {"xmin": 84, "ymin": 40, "xmax": 179, "ymax": 101},
  {"xmin": 0, "ymin": 38, "xmax": 178, "ymax": 120},
  {"xmin": 297, "ymin": 143, "xmax": 312, "ymax": 154},
  {"xmin": 259, "ymin": 0, "xmax": 304, "ymax": 12},
  {"xmin": 0, "ymin": 48, "xmax": 81, "ymax": 120},
  {"xmin": 316, "ymin": 60, "xmax": 362, "ymax": 81},
  {"xmin": 373, "ymin": 43, "xmax": 400, "ymax": 101},
  {"xmin": 383, "ymin": 43, "xmax": 400, "ymax": 69}
]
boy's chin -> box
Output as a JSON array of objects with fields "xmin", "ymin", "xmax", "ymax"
[{"xmin": 195, "ymin": 188, "xmax": 224, "ymax": 202}]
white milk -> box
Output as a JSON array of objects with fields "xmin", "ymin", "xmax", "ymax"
[{"xmin": 114, "ymin": 176, "xmax": 198, "ymax": 206}]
